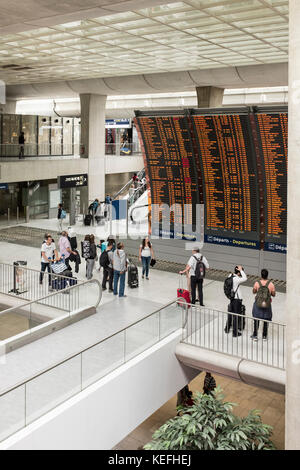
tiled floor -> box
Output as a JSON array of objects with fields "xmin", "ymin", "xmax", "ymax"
[{"xmin": 114, "ymin": 372, "xmax": 285, "ymax": 450}]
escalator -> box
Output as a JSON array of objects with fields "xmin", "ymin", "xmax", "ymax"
[{"xmin": 112, "ymin": 168, "xmax": 146, "ymax": 207}]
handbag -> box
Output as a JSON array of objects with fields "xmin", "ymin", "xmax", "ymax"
[{"xmin": 150, "ymin": 258, "xmax": 156, "ymax": 267}]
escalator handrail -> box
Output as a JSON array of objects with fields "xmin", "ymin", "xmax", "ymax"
[{"xmin": 112, "ymin": 168, "xmax": 145, "ymax": 201}]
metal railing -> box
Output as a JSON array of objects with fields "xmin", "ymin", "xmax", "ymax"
[
  {"xmin": 112, "ymin": 168, "xmax": 146, "ymax": 201},
  {"xmin": 0, "ymin": 278, "xmax": 101, "ymax": 341},
  {"xmin": 0, "ymin": 299, "xmax": 182, "ymax": 442},
  {"xmin": 105, "ymin": 142, "xmax": 141, "ymax": 156},
  {"xmin": 0, "ymin": 262, "xmax": 86, "ymax": 311},
  {"xmin": 181, "ymin": 303, "xmax": 286, "ymax": 370}
]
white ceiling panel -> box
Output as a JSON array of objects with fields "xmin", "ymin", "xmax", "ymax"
[{"xmin": 0, "ymin": 0, "xmax": 289, "ymax": 85}]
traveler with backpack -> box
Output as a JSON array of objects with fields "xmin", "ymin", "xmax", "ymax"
[
  {"xmin": 224, "ymin": 266, "xmax": 247, "ymax": 337},
  {"xmin": 81, "ymin": 235, "xmax": 97, "ymax": 280},
  {"xmin": 251, "ymin": 269, "xmax": 275, "ymax": 341},
  {"xmin": 113, "ymin": 242, "xmax": 127, "ymax": 298},
  {"xmin": 100, "ymin": 241, "xmax": 114, "ymax": 292},
  {"xmin": 179, "ymin": 248, "xmax": 209, "ymax": 305}
]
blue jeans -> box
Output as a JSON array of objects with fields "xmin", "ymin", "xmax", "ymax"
[
  {"xmin": 142, "ymin": 256, "xmax": 151, "ymax": 277},
  {"xmin": 40, "ymin": 262, "xmax": 51, "ymax": 285},
  {"xmin": 114, "ymin": 270, "xmax": 126, "ymax": 297}
]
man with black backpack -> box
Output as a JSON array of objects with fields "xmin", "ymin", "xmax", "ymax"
[
  {"xmin": 100, "ymin": 241, "xmax": 114, "ymax": 292},
  {"xmin": 179, "ymin": 248, "xmax": 209, "ymax": 305},
  {"xmin": 224, "ymin": 265, "xmax": 247, "ymax": 337},
  {"xmin": 251, "ymin": 269, "xmax": 275, "ymax": 341}
]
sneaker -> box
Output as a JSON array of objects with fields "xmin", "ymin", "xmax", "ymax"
[
  {"xmin": 109, "ymin": 289, "xmax": 114, "ymax": 293},
  {"xmin": 119, "ymin": 295, "xmax": 127, "ymax": 298},
  {"xmin": 102, "ymin": 287, "xmax": 107, "ymax": 291},
  {"xmin": 142, "ymin": 275, "xmax": 145, "ymax": 279},
  {"xmin": 263, "ymin": 336, "xmax": 268, "ymax": 341},
  {"xmin": 146, "ymin": 277, "xmax": 149, "ymax": 280},
  {"xmin": 251, "ymin": 335, "xmax": 258, "ymax": 342},
  {"xmin": 233, "ymin": 332, "xmax": 242, "ymax": 337}
]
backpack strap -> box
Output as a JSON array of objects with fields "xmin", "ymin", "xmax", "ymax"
[
  {"xmin": 266, "ymin": 280, "xmax": 271, "ymax": 287},
  {"xmin": 258, "ymin": 280, "xmax": 262, "ymax": 288}
]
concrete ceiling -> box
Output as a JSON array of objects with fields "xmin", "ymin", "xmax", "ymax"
[
  {"xmin": 0, "ymin": 0, "xmax": 288, "ymax": 91},
  {"xmin": 0, "ymin": 0, "xmax": 172, "ymax": 34}
]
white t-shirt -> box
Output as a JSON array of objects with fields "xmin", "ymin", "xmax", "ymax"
[
  {"xmin": 230, "ymin": 270, "xmax": 247, "ymax": 300},
  {"xmin": 140, "ymin": 245, "xmax": 151, "ymax": 258},
  {"xmin": 188, "ymin": 253, "xmax": 209, "ymax": 277},
  {"xmin": 41, "ymin": 242, "xmax": 56, "ymax": 262}
]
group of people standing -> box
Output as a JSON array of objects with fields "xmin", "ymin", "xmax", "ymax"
[
  {"xmin": 80, "ymin": 236, "xmax": 155, "ymax": 298},
  {"xmin": 40, "ymin": 230, "xmax": 79, "ymax": 288},
  {"xmin": 179, "ymin": 247, "xmax": 276, "ymax": 342}
]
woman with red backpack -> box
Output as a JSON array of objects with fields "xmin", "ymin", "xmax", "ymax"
[{"xmin": 251, "ymin": 269, "xmax": 276, "ymax": 342}]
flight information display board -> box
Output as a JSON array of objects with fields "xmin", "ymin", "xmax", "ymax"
[
  {"xmin": 135, "ymin": 115, "xmax": 199, "ymax": 240},
  {"xmin": 255, "ymin": 112, "xmax": 288, "ymax": 252},
  {"xmin": 191, "ymin": 113, "xmax": 260, "ymax": 249}
]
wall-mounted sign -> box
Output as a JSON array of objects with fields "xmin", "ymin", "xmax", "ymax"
[
  {"xmin": 0, "ymin": 183, "xmax": 8, "ymax": 190},
  {"xmin": 106, "ymin": 119, "xmax": 131, "ymax": 129},
  {"xmin": 58, "ymin": 174, "xmax": 88, "ymax": 189}
]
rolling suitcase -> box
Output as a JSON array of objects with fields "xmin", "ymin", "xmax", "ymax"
[
  {"xmin": 177, "ymin": 275, "xmax": 191, "ymax": 308},
  {"xmin": 52, "ymin": 277, "xmax": 68, "ymax": 291},
  {"xmin": 84, "ymin": 214, "xmax": 93, "ymax": 226},
  {"xmin": 128, "ymin": 260, "xmax": 139, "ymax": 288}
]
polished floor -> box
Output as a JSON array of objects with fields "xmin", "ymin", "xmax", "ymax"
[{"xmin": 114, "ymin": 372, "xmax": 285, "ymax": 451}]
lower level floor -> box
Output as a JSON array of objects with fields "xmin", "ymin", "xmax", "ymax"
[{"xmin": 114, "ymin": 372, "xmax": 285, "ymax": 450}]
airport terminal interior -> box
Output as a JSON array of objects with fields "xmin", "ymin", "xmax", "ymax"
[{"xmin": 0, "ymin": 0, "xmax": 299, "ymax": 452}]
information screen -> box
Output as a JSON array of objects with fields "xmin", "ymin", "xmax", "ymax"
[
  {"xmin": 135, "ymin": 115, "xmax": 199, "ymax": 239},
  {"xmin": 191, "ymin": 113, "xmax": 260, "ymax": 249},
  {"xmin": 255, "ymin": 112, "xmax": 288, "ymax": 251}
]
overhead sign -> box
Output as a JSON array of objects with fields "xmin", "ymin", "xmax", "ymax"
[
  {"xmin": 0, "ymin": 183, "xmax": 8, "ymax": 190},
  {"xmin": 106, "ymin": 119, "xmax": 131, "ymax": 129},
  {"xmin": 58, "ymin": 174, "xmax": 88, "ymax": 189}
]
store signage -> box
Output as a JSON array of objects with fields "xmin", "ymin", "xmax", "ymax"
[
  {"xmin": 0, "ymin": 183, "xmax": 8, "ymax": 190},
  {"xmin": 58, "ymin": 174, "xmax": 88, "ymax": 189}
]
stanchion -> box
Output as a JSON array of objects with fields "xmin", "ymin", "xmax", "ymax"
[{"xmin": 9, "ymin": 261, "xmax": 28, "ymax": 295}]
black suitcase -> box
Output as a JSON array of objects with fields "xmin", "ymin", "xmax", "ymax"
[
  {"xmin": 84, "ymin": 214, "xmax": 92, "ymax": 226},
  {"xmin": 128, "ymin": 262, "xmax": 139, "ymax": 288}
]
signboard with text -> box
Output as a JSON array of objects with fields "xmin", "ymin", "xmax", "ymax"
[{"xmin": 58, "ymin": 174, "xmax": 88, "ymax": 189}]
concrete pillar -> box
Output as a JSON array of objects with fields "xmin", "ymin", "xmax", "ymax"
[
  {"xmin": 196, "ymin": 86, "xmax": 224, "ymax": 108},
  {"xmin": 286, "ymin": 0, "xmax": 300, "ymax": 451},
  {"xmin": 80, "ymin": 94, "xmax": 107, "ymax": 202},
  {"xmin": 0, "ymin": 100, "xmax": 17, "ymax": 114}
]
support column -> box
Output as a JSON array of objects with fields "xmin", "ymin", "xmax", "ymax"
[
  {"xmin": 286, "ymin": 0, "xmax": 300, "ymax": 450},
  {"xmin": 0, "ymin": 100, "xmax": 17, "ymax": 114},
  {"xmin": 196, "ymin": 86, "xmax": 224, "ymax": 108},
  {"xmin": 80, "ymin": 94, "xmax": 107, "ymax": 203}
]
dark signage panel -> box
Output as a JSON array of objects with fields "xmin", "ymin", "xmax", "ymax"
[
  {"xmin": 58, "ymin": 174, "xmax": 88, "ymax": 189},
  {"xmin": 135, "ymin": 108, "xmax": 288, "ymax": 252},
  {"xmin": 135, "ymin": 116, "xmax": 199, "ymax": 239},
  {"xmin": 191, "ymin": 113, "xmax": 260, "ymax": 245},
  {"xmin": 254, "ymin": 112, "xmax": 288, "ymax": 247}
]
